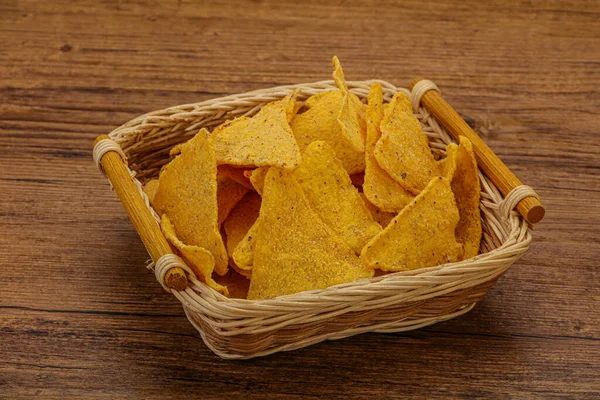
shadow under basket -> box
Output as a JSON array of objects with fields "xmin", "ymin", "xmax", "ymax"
[{"xmin": 96, "ymin": 80, "xmax": 539, "ymax": 359}]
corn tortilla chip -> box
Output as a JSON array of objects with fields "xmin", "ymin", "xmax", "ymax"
[
  {"xmin": 363, "ymin": 84, "xmax": 414, "ymax": 212},
  {"xmin": 217, "ymin": 175, "xmax": 249, "ymax": 226},
  {"xmin": 161, "ymin": 215, "xmax": 228, "ymax": 295},
  {"xmin": 212, "ymin": 91, "xmax": 302, "ymax": 169},
  {"xmin": 290, "ymin": 58, "xmax": 366, "ymax": 175},
  {"xmin": 224, "ymin": 191, "xmax": 261, "ymax": 257},
  {"xmin": 374, "ymin": 92, "xmax": 439, "ymax": 194},
  {"xmin": 152, "ymin": 129, "xmax": 229, "ymax": 275},
  {"xmin": 248, "ymin": 168, "xmax": 373, "ymax": 300},
  {"xmin": 452, "ymin": 136, "xmax": 482, "ymax": 259},
  {"xmin": 294, "ymin": 141, "xmax": 381, "ymax": 254},
  {"xmin": 361, "ymin": 176, "xmax": 463, "ymax": 272},
  {"xmin": 360, "ymin": 193, "xmax": 396, "ymax": 228}
]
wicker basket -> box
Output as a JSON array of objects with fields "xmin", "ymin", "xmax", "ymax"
[{"xmin": 95, "ymin": 79, "xmax": 541, "ymax": 359}]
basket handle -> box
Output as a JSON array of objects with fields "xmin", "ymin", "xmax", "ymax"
[
  {"xmin": 93, "ymin": 135, "xmax": 188, "ymax": 290},
  {"xmin": 410, "ymin": 79, "xmax": 545, "ymax": 224}
]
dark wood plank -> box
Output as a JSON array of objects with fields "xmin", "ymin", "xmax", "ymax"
[{"xmin": 1, "ymin": 0, "xmax": 599, "ymax": 398}]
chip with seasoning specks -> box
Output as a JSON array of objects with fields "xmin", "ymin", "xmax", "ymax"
[
  {"xmin": 217, "ymin": 175, "xmax": 249, "ymax": 226},
  {"xmin": 293, "ymin": 141, "xmax": 381, "ymax": 254},
  {"xmin": 374, "ymin": 92, "xmax": 439, "ymax": 194},
  {"xmin": 361, "ymin": 176, "xmax": 463, "ymax": 272},
  {"xmin": 247, "ymin": 168, "xmax": 373, "ymax": 300},
  {"xmin": 363, "ymin": 83, "xmax": 414, "ymax": 212},
  {"xmin": 224, "ymin": 191, "xmax": 261, "ymax": 259},
  {"xmin": 291, "ymin": 57, "xmax": 366, "ymax": 174},
  {"xmin": 152, "ymin": 129, "xmax": 229, "ymax": 275},
  {"xmin": 212, "ymin": 90, "xmax": 302, "ymax": 169}
]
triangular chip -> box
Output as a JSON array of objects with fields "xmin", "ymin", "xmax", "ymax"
[
  {"xmin": 143, "ymin": 179, "xmax": 159, "ymax": 205},
  {"xmin": 374, "ymin": 92, "xmax": 439, "ymax": 194},
  {"xmin": 451, "ymin": 136, "xmax": 482, "ymax": 259},
  {"xmin": 363, "ymin": 84, "xmax": 414, "ymax": 212},
  {"xmin": 293, "ymin": 141, "xmax": 381, "ymax": 254},
  {"xmin": 438, "ymin": 142, "xmax": 458, "ymax": 180},
  {"xmin": 161, "ymin": 215, "xmax": 228, "ymax": 295},
  {"xmin": 217, "ymin": 175, "xmax": 249, "ymax": 225},
  {"xmin": 361, "ymin": 176, "xmax": 463, "ymax": 272},
  {"xmin": 360, "ymin": 193, "xmax": 396, "ymax": 228},
  {"xmin": 291, "ymin": 58, "xmax": 366, "ymax": 175},
  {"xmin": 244, "ymin": 166, "xmax": 269, "ymax": 196},
  {"xmin": 152, "ymin": 129, "xmax": 229, "ymax": 275},
  {"xmin": 224, "ymin": 191, "xmax": 261, "ymax": 258},
  {"xmin": 212, "ymin": 91, "xmax": 302, "ymax": 169},
  {"xmin": 333, "ymin": 56, "xmax": 365, "ymax": 152},
  {"xmin": 248, "ymin": 168, "xmax": 373, "ymax": 300}
]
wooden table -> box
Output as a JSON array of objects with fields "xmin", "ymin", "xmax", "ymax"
[{"xmin": 2, "ymin": 1, "xmax": 598, "ymax": 398}]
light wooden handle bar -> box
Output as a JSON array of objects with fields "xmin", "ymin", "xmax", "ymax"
[
  {"xmin": 94, "ymin": 135, "xmax": 188, "ymax": 290},
  {"xmin": 411, "ymin": 79, "xmax": 545, "ymax": 224}
]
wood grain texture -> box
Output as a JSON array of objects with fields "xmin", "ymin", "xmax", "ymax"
[{"xmin": 1, "ymin": 0, "xmax": 598, "ymax": 398}]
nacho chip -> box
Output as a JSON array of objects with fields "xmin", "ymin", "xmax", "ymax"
[
  {"xmin": 143, "ymin": 179, "xmax": 159, "ymax": 205},
  {"xmin": 161, "ymin": 215, "xmax": 228, "ymax": 295},
  {"xmin": 360, "ymin": 193, "xmax": 396, "ymax": 228},
  {"xmin": 232, "ymin": 220, "xmax": 258, "ymax": 271},
  {"xmin": 374, "ymin": 92, "xmax": 439, "ymax": 194},
  {"xmin": 218, "ymin": 165, "xmax": 253, "ymax": 190},
  {"xmin": 451, "ymin": 136, "xmax": 482, "ymax": 259},
  {"xmin": 217, "ymin": 175, "xmax": 249, "ymax": 225},
  {"xmin": 245, "ymin": 166, "xmax": 269, "ymax": 196},
  {"xmin": 213, "ymin": 269, "xmax": 250, "ymax": 298},
  {"xmin": 224, "ymin": 191, "xmax": 261, "ymax": 257},
  {"xmin": 438, "ymin": 142, "xmax": 459, "ymax": 180},
  {"xmin": 361, "ymin": 176, "xmax": 463, "ymax": 272},
  {"xmin": 152, "ymin": 129, "xmax": 229, "ymax": 275},
  {"xmin": 230, "ymin": 262, "xmax": 252, "ymax": 279},
  {"xmin": 294, "ymin": 141, "xmax": 381, "ymax": 254},
  {"xmin": 212, "ymin": 90, "xmax": 302, "ymax": 169},
  {"xmin": 247, "ymin": 168, "xmax": 373, "ymax": 300},
  {"xmin": 363, "ymin": 84, "xmax": 414, "ymax": 212},
  {"xmin": 290, "ymin": 58, "xmax": 366, "ymax": 175}
]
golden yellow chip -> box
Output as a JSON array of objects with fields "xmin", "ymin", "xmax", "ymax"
[
  {"xmin": 224, "ymin": 191, "xmax": 261, "ymax": 258},
  {"xmin": 230, "ymin": 262, "xmax": 252, "ymax": 279},
  {"xmin": 232, "ymin": 219, "xmax": 258, "ymax": 271},
  {"xmin": 247, "ymin": 168, "xmax": 373, "ymax": 300},
  {"xmin": 294, "ymin": 141, "xmax": 381, "ymax": 254},
  {"xmin": 438, "ymin": 142, "xmax": 458, "ymax": 180},
  {"xmin": 211, "ymin": 91, "xmax": 302, "ymax": 169},
  {"xmin": 360, "ymin": 193, "xmax": 396, "ymax": 228},
  {"xmin": 152, "ymin": 129, "xmax": 229, "ymax": 275},
  {"xmin": 218, "ymin": 165, "xmax": 253, "ymax": 190},
  {"xmin": 290, "ymin": 58, "xmax": 366, "ymax": 175},
  {"xmin": 374, "ymin": 92, "xmax": 439, "ymax": 194},
  {"xmin": 213, "ymin": 269, "xmax": 250, "ymax": 299},
  {"xmin": 451, "ymin": 136, "xmax": 482, "ymax": 259},
  {"xmin": 245, "ymin": 166, "xmax": 269, "ymax": 196},
  {"xmin": 361, "ymin": 176, "xmax": 463, "ymax": 272},
  {"xmin": 161, "ymin": 215, "xmax": 228, "ymax": 295},
  {"xmin": 217, "ymin": 175, "xmax": 249, "ymax": 226},
  {"xmin": 363, "ymin": 84, "xmax": 414, "ymax": 212},
  {"xmin": 143, "ymin": 179, "xmax": 159, "ymax": 205}
]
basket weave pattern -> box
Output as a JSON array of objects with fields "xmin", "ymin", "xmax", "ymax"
[{"xmin": 108, "ymin": 80, "xmax": 532, "ymax": 359}]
